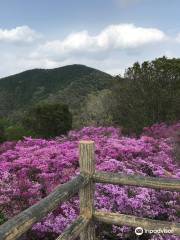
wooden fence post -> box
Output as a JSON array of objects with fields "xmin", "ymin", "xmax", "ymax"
[{"xmin": 79, "ymin": 141, "xmax": 96, "ymax": 240}]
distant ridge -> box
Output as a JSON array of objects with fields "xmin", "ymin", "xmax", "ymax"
[
  {"xmin": 0, "ymin": 64, "xmax": 110, "ymax": 80},
  {"xmin": 0, "ymin": 64, "xmax": 113, "ymax": 118}
]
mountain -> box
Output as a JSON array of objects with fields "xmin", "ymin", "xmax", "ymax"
[{"xmin": 0, "ymin": 64, "xmax": 113, "ymax": 119}]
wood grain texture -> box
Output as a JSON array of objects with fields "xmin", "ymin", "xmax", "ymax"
[
  {"xmin": 93, "ymin": 171, "xmax": 180, "ymax": 191},
  {"xmin": 94, "ymin": 211, "xmax": 180, "ymax": 236},
  {"xmin": 56, "ymin": 215, "xmax": 90, "ymax": 240},
  {"xmin": 0, "ymin": 175, "xmax": 89, "ymax": 240},
  {"xmin": 79, "ymin": 141, "xmax": 96, "ymax": 240}
]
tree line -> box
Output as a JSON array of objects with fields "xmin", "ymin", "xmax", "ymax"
[{"xmin": 79, "ymin": 57, "xmax": 180, "ymax": 133}]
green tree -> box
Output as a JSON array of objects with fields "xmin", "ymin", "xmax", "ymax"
[
  {"xmin": 112, "ymin": 57, "xmax": 180, "ymax": 133},
  {"xmin": 76, "ymin": 89, "xmax": 114, "ymax": 127},
  {"xmin": 23, "ymin": 103, "xmax": 72, "ymax": 138},
  {"xmin": 0, "ymin": 119, "xmax": 7, "ymax": 143},
  {"xmin": 5, "ymin": 125, "xmax": 34, "ymax": 141}
]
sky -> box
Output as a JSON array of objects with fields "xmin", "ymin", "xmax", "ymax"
[{"xmin": 0, "ymin": 0, "xmax": 180, "ymax": 77}]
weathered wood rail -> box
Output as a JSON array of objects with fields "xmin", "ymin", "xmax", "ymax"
[{"xmin": 0, "ymin": 141, "xmax": 179, "ymax": 240}]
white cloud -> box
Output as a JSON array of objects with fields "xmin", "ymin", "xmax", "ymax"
[
  {"xmin": 0, "ymin": 25, "xmax": 41, "ymax": 43},
  {"xmin": 0, "ymin": 53, "xmax": 60, "ymax": 77},
  {"xmin": 96, "ymin": 24, "xmax": 166, "ymax": 49},
  {"xmin": 32, "ymin": 24, "xmax": 166, "ymax": 61}
]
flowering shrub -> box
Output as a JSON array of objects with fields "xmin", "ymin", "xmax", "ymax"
[
  {"xmin": 143, "ymin": 122, "xmax": 180, "ymax": 164},
  {"xmin": 0, "ymin": 126, "xmax": 179, "ymax": 239},
  {"xmin": 142, "ymin": 122, "xmax": 180, "ymax": 139}
]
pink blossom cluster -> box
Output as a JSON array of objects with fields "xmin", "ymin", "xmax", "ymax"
[
  {"xmin": 0, "ymin": 125, "xmax": 179, "ymax": 240},
  {"xmin": 143, "ymin": 122, "xmax": 180, "ymax": 139}
]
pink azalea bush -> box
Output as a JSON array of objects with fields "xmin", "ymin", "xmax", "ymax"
[
  {"xmin": 142, "ymin": 122, "xmax": 180, "ymax": 139},
  {"xmin": 0, "ymin": 125, "xmax": 179, "ymax": 239}
]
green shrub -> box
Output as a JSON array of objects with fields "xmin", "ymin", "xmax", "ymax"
[
  {"xmin": 5, "ymin": 125, "xmax": 34, "ymax": 141},
  {"xmin": 0, "ymin": 119, "xmax": 8, "ymax": 143},
  {"xmin": 23, "ymin": 102, "xmax": 72, "ymax": 138}
]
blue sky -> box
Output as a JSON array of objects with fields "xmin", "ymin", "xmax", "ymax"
[{"xmin": 0, "ymin": 0, "xmax": 180, "ymax": 77}]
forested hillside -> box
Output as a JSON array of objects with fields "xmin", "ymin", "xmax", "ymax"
[{"xmin": 0, "ymin": 64, "xmax": 113, "ymax": 119}]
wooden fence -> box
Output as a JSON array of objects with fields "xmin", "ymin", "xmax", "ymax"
[{"xmin": 0, "ymin": 140, "xmax": 180, "ymax": 240}]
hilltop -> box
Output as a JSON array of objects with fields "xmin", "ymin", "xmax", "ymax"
[{"xmin": 0, "ymin": 64, "xmax": 113, "ymax": 118}]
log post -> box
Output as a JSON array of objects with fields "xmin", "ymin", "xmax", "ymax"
[{"xmin": 79, "ymin": 141, "xmax": 96, "ymax": 240}]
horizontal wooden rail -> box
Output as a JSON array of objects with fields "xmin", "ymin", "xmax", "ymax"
[
  {"xmin": 0, "ymin": 175, "xmax": 89, "ymax": 240},
  {"xmin": 57, "ymin": 215, "xmax": 90, "ymax": 240},
  {"xmin": 94, "ymin": 211, "xmax": 180, "ymax": 236},
  {"xmin": 93, "ymin": 171, "xmax": 180, "ymax": 191}
]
